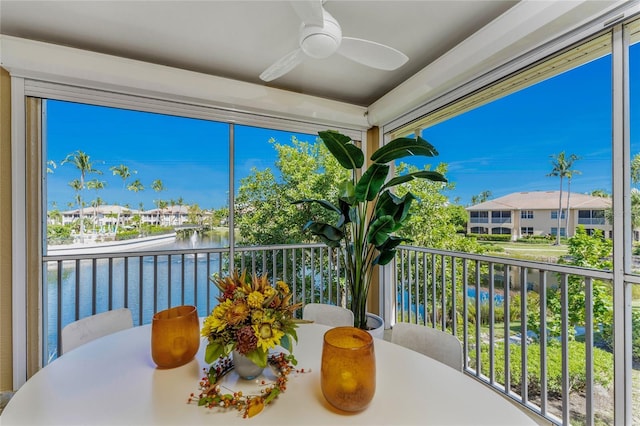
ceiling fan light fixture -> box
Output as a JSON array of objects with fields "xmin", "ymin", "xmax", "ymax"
[
  {"xmin": 300, "ymin": 33, "xmax": 340, "ymax": 59},
  {"xmin": 299, "ymin": 12, "xmax": 341, "ymax": 59}
]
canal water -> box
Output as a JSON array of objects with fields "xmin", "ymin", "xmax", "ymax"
[{"xmin": 45, "ymin": 231, "xmax": 229, "ymax": 361}]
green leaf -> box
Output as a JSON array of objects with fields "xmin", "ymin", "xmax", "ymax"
[
  {"xmin": 305, "ymin": 222, "xmax": 344, "ymax": 247},
  {"xmin": 246, "ymin": 349, "xmax": 268, "ymax": 368},
  {"xmin": 336, "ymin": 199, "xmax": 352, "ymax": 228},
  {"xmin": 356, "ymin": 163, "xmax": 389, "ymax": 202},
  {"xmin": 319, "ymin": 130, "xmax": 364, "ymax": 170},
  {"xmin": 292, "ymin": 198, "xmax": 341, "ymax": 214},
  {"xmin": 371, "ymin": 135, "xmax": 439, "ymax": 164},
  {"xmin": 264, "ymin": 388, "xmax": 281, "ymax": 404},
  {"xmin": 205, "ymin": 341, "xmax": 225, "ymax": 364},
  {"xmin": 375, "ymin": 191, "xmax": 416, "ymax": 226},
  {"xmin": 374, "ymin": 249, "xmax": 397, "ymax": 266},
  {"xmin": 377, "ymin": 235, "xmax": 410, "ymax": 251},
  {"xmin": 367, "ymin": 215, "xmax": 395, "ymax": 246},
  {"xmin": 381, "ymin": 170, "xmax": 447, "ymax": 191},
  {"xmin": 280, "ymin": 334, "xmax": 292, "ymax": 353},
  {"xmin": 338, "ymin": 181, "xmax": 356, "ymax": 205}
]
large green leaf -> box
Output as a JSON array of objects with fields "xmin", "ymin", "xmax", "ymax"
[
  {"xmin": 381, "ymin": 170, "xmax": 447, "ymax": 191},
  {"xmin": 355, "ymin": 163, "xmax": 389, "ymax": 202},
  {"xmin": 371, "ymin": 135, "xmax": 439, "ymax": 164},
  {"xmin": 375, "ymin": 191, "xmax": 403, "ymax": 218},
  {"xmin": 338, "ymin": 180, "xmax": 356, "ymax": 205},
  {"xmin": 204, "ymin": 341, "xmax": 226, "ymax": 364},
  {"xmin": 374, "ymin": 249, "xmax": 397, "ymax": 266},
  {"xmin": 367, "ymin": 215, "xmax": 394, "ymax": 246},
  {"xmin": 304, "ymin": 221, "xmax": 344, "ymax": 247},
  {"xmin": 336, "ymin": 199, "xmax": 352, "ymax": 228},
  {"xmin": 377, "ymin": 235, "xmax": 410, "ymax": 251},
  {"xmin": 319, "ymin": 130, "xmax": 364, "ymax": 170},
  {"xmin": 291, "ymin": 198, "xmax": 341, "ymax": 214}
]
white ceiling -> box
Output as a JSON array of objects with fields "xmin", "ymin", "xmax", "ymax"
[{"xmin": 0, "ymin": 0, "xmax": 519, "ymax": 107}]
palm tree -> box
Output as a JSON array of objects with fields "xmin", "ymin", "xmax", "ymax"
[
  {"xmin": 548, "ymin": 151, "xmax": 580, "ymax": 245},
  {"xmin": 563, "ymin": 163, "xmax": 581, "ymax": 233},
  {"xmin": 158, "ymin": 199, "xmax": 168, "ymax": 226},
  {"xmin": 61, "ymin": 151, "xmax": 103, "ymax": 242},
  {"xmin": 86, "ymin": 179, "xmax": 106, "ymax": 232},
  {"xmin": 151, "ymin": 179, "xmax": 165, "ymax": 225},
  {"xmin": 110, "ymin": 164, "xmax": 137, "ymax": 234},
  {"xmin": 176, "ymin": 197, "xmax": 184, "ymax": 225}
]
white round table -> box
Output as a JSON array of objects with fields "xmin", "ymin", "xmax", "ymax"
[{"xmin": 1, "ymin": 323, "xmax": 535, "ymax": 425}]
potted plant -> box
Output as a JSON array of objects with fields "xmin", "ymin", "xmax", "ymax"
[{"xmin": 294, "ymin": 130, "xmax": 446, "ymax": 329}]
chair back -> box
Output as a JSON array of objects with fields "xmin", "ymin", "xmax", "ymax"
[
  {"xmin": 391, "ymin": 322, "xmax": 463, "ymax": 371},
  {"xmin": 302, "ymin": 303, "xmax": 354, "ymax": 327},
  {"xmin": 61, "ymin": 308, "xmax": 133, "ymax": 355}
]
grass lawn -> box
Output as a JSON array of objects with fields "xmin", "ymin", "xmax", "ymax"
[{"xmin": 480, "ymin": 241, "xmax": 569, "ymax": 262}]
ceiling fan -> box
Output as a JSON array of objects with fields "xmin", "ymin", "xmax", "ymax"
[{"xmin": 259, "ymin": 0, "xmax": 409, "ymax": 82}]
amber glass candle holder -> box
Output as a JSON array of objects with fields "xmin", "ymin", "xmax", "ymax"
[
  {"xmin": 321, "ymin": 326, "xmax": 376, "ymax": 412},
  {"xmin": 151, "ymin": 305, "xmax": 200, "ymax": 368}
]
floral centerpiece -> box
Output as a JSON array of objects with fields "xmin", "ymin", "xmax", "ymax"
[{"xmin": 201, "ymin": 270, "xmax": 302, "ymax": 368}]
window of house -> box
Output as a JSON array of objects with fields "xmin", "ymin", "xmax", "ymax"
[
  {"xmin": 521, "ymin": 227, "xmax": 534, "ymax": 235},
  {"xmin": 470, "ymin": 226, "xmax": 488, "ymax": 234},
  {"xmin": 550, "ymin": 227, "xmax": 566, "ymax": 237},
  {"xmin": 550, "ymin": 211, "xmax": 566, "ymax": 220},
  {"xmin": 578, "ymin": 209, "xmax": 606, "ymax": 225},
  {"xmin": 491, "ymin": 227, "xmax": 511, "ymax": 235},
  {"xmin": 469, "ymin": 211, "xmax": 489, "ymax": 223},
  {"xmin": 521, "ymin": 210, "xmax": 534, "ymax": 219},
  {"xmin": 491, "ymin": 211, "xmax": 511, "ymax": 223}
]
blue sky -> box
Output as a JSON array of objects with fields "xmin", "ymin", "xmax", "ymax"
[{"xmin": 47, "ymin": 44, "xmax": 638, "ymax": 211}]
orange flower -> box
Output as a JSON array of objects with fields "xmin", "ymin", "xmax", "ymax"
[{"xmin": 225, "ymin": 300, "xmax": 250, "ymax": 325}]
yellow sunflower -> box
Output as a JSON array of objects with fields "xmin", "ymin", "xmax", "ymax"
[
  {"xmin": 247, "ymin": 291, "xmax": 265, "ymax": 308},
  {"xmin": 253, "ymin": 318, "xmax": 284, "ymax": 352},
  {"xmin": 201, "ymin": 299, "xmax": 232, "ymax": 335}
]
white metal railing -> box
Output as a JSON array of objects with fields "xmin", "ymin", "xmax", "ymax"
[
  {"xmin": 43, "ymin": 243, "xmax": 619, "ymax": 425},
  {"xmin": 394, "ymin": 245, "xmax": 615, "ymax": 426}
]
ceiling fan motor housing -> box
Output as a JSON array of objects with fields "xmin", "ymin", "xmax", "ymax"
[{"xmin": 299, "ymin": 11, "xmax": 342, "ymax": 59}]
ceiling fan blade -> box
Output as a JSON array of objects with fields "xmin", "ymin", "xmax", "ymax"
[
  {"xmin": 259, "ymin": 48, "xmax": 306, "ymax": 82},
  {"xmin": 337, "ymin": 37, "xmax": 408, "ymax": 71},
  {"xmin": 290, "ymin": 0, "xmax": 324, "ymax": 26}
]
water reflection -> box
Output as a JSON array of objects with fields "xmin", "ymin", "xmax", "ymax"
[{"xmin": 46, "ymin": 231, "xmax": 230, "ymax": 362}]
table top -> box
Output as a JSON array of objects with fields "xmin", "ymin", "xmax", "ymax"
[{"xmin": 1, "ymin": 323, "xmax": 535, "ymax": 425}]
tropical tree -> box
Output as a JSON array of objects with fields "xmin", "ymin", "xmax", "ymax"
[
  {"xmin": 563, "ymin": 160, "xmax": 581, "ymax": 233},
  {"xmin": 396, "ymin": 163, "xmax": 482, "ymax": 253},
  {"xmin": 547, "ymin": 151, "xmax": 580, "ymax": 245},
  {"xmin": 110, "ymin": 164, "xmax": 138, "ymax": 233},
  {"xmin": 157, "ymin": 200, "xmax": 169, "ymax": 226},
  {"xmin": 470, "ymin": 190, "xmax": 492, "ymax": 205},
  {"xmin": 86, "ymin": 179, "xmax": 106, "ymax": 231},
  {"xmin": 528, "ymin": 226, "xmax": 612, "ymax": 339},
  {"xmin": 235, "ymin": 136, "xmax": 349, "ymax": 245},
  {"xmin": 631, "ymin": 153, "xmax": 640, "ymax": 184},
  {"xmin": 151, "ymin": 179, "xmax": 165, "ymax": 225},
  {"xmin": 61, "ymin": 150, "xmax": 103, "ymax": 242}
]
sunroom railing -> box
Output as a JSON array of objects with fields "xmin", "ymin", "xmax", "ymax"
[{"xmin": 43, "ymin": 243, "xmax": 617, "ymax": 425}]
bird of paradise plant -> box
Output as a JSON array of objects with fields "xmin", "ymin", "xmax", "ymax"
[{"xmin": 294, "ymin": 130, "xmax": 446, "ymax": 329}]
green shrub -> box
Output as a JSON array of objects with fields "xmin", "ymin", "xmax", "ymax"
[
  {"xmin": 469, "ymin": 234, "xmax": 512, "ymax": 242},
  {"xmin": 517, "ymin": 235, "xmax": 555, "ymax": 244},
  {"xmin": 116, "ymin": 230, "xmax": 139, "ymax": 241},
  {"xmin": 47, "ymin": 224, "xmax": 72, "ymax": 244},
  {"xmin": 473, "ymin": 341, "xmax": 613, "ymax": 396}
]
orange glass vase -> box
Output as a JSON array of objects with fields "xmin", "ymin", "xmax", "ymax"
[
  {"xmin": 151, "ymin": 305, "xmax": 200, "ymax": 368},
  {"xmin": 321, "ymin": 326, "xmax": 376, "ymax": 412}
]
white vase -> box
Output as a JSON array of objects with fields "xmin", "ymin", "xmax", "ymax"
[
  {"xmin": 232, "ymin": 350, "xmax": 264, "ymax": 380},
  {"xmin": 366, "ymin": 312, "xmax": 385, "ymax": 339}
]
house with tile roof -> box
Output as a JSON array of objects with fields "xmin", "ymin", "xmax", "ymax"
[{"xmin": 466, "ymin": 191, "xmax": 611, "ymax": 240}]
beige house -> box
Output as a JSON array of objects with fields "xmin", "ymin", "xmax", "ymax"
[{"xmin": 466, "ymin": 191, "xmax": 611, "ymax": 240}]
